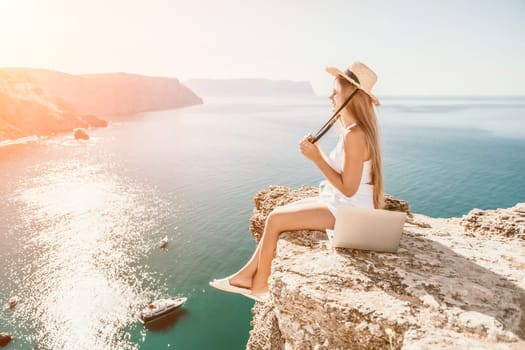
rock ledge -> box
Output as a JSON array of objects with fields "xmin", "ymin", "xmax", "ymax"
[{"xmin": 246, "ymin": 186, "xmax": 525, "ymax": 350}]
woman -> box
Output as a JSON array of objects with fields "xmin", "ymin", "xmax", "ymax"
[{"xmin": 210, "ymin": 61, "xmax": 384, "ymax": 301}]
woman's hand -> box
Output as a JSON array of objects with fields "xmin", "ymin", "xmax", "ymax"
[{"xmin": 299, "ymin": 133, "xmax": 322, "ymax": 162}]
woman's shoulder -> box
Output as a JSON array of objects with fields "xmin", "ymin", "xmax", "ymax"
[
  {"xmin": 343, "ymin": 126, "xmax": 369, "ymax": 159},
  {"xmin": 343, "ymin": 124, "xmax": 365, "ymax": 141}
]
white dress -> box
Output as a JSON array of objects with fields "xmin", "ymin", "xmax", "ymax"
[{"xmin": 317, "ymin": 122, "xmax": 374, "ymax": 217}]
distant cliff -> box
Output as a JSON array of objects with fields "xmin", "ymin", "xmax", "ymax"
[
  {"xmin": 23, "ymin": 68, "xmax": 203, "ymax": 115},
  {"xmin": 183, "ymin": 79, "xmax": 315, "ymax": 98},
  {"xmin": 0, "ymin": 68, "xmax": 203, "ymax": 141},
  {"xmin": 247, "ymin": 186, "xmax": 525, "ymax": 349},
  {"xmin": 0, "ymin": 69, "xmax": 100, "ymax": 140}
]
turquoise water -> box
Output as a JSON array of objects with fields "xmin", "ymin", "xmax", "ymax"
[{"xmin": 0, "ymin": 95, "xmax": 524, "ymax": 349}]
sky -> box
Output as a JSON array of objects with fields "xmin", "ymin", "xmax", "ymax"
[{"xmin": 0, "ymin": 0, "xmax": 524, "ymax": 96}]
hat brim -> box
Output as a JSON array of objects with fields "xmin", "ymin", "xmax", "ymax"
[{"xmin": 326, "ymin": 66, "xmax": 380, "ymax": 106}]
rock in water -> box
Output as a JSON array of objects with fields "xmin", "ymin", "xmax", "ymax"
[
  {"xmin": 74, "ymin": 128, "xmax": 89, "ymax": 140},
  {"xmin": 0, "ymin": 333, "xmax": 12, "ymax": 347}
]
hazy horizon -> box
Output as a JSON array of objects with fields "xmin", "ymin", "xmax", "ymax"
[{"xmin": 2, "ymin": 67, "xmax": 525, "ymax": 98}]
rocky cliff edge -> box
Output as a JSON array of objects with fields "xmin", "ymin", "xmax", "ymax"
[{"xmin": 246, "ymin": 185, "xmax": 525, "ymax": 350}]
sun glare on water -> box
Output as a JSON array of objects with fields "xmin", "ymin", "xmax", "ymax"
[{"xmin": 4, "ymin": 159, "xmax": 168, "ymax": 349}]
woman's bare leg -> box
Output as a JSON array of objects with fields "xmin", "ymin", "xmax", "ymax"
[
  {"xmin": 226, "ymin": 240, "xmax": 264, "ymax": 288},
  {"xmin": 227, "ymin": 197, "xmax": 321, "ymax": 289},
  {"xmin": 250, "ymin": 202, "xmax": 335, "ymax": 295}
]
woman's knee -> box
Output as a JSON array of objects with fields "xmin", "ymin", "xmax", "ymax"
[
  {"xmin": 265, "ymin": 210, "xmax": 285, "ymax": 231},
  {"xmin": 272, "ymin": 204, "xmax": 288, "ymax": 214}
]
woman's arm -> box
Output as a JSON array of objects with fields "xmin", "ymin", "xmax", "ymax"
[{"xmin": 300, "ymin": 130, "xmax": 365, "ymax": 197}]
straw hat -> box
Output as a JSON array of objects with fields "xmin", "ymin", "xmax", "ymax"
[{"xmin": 326, "ymin": 61, "xmax": 380, "ymax": 106}]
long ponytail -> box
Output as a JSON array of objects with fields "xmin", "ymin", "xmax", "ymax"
[{"xmin": 338, "ymin": 77, "xmax": 385, "ymax": 209}]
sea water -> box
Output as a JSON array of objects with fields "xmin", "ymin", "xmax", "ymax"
[{"xmin": 0, "ymin": 95, "xmax": 524, "ymax": 349}]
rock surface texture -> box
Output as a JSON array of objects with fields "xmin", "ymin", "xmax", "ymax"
[{"xmin": 246, "ymin": 186, "xmax": 525, "ymax": 350}]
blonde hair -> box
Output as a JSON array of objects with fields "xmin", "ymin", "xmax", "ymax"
[{"xmin": 337, "ymin": 76, "xmax": 385, "ymax": 209}]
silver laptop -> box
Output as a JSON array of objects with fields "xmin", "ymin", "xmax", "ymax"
[{"xmin": 325, "ymin": 207, "xmax": 406, "ymax": 253}]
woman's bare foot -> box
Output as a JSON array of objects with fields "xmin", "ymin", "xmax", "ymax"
[
  {"xmin": 227, "ymin": 272, "xmax": 254, "ymax": 289},
  {"xmin": 250, "ymin": 284, "xmax": 269, "ymax": 296},
  {"xmin": 250, "ymin": 272, "xmax": 269, "ymax": 295}
]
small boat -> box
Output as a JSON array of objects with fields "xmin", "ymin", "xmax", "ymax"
[
  {"xmin": 8, "ymin": 296, "xmax": 17, "ymax": 308},
  {"xmin": 0, "ymin": 332, "xmax": 12, "ymax": 347},
  {"xmin": 159, "ymin": 236, "xmax": 168, "ymax": 248},
  {"xmin": 139, "ymin": 297, "xmax": 187, "ymax": 324}
]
